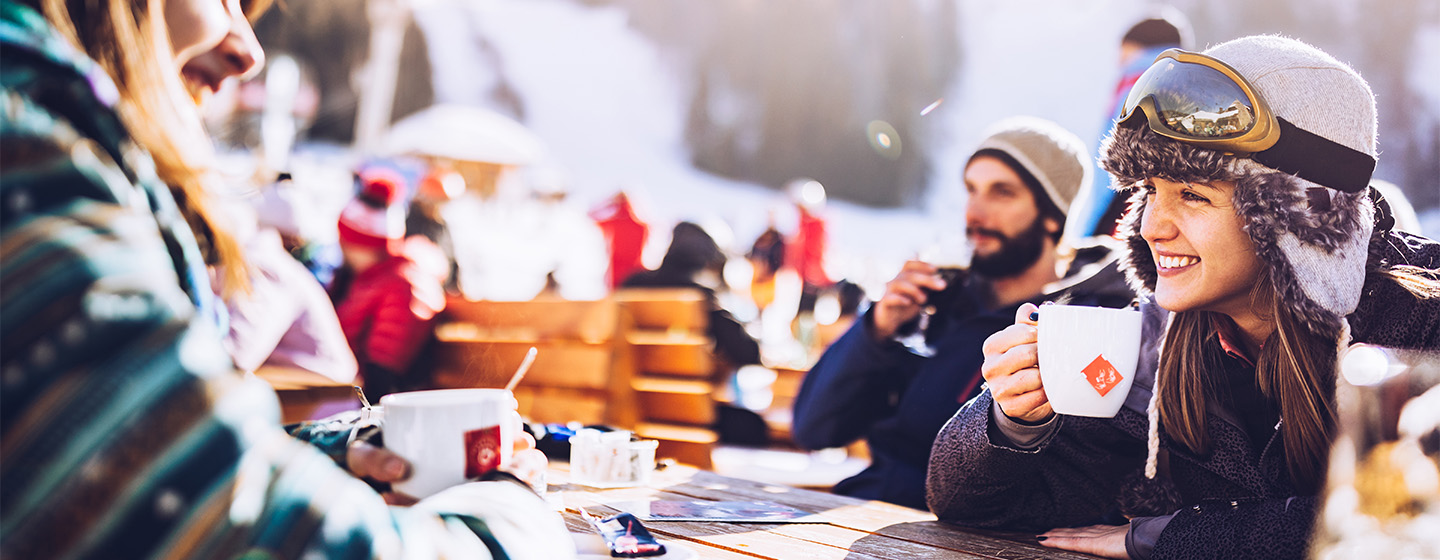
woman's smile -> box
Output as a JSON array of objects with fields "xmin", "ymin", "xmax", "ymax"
[{"xmin": 1154, "ymin": 251, "xmax": 1200, "ymax": 276}]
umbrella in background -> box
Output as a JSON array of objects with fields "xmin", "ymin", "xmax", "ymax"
[{"xmin": 382, "ymin": 103, "xmax": 545, "ymax": 166}]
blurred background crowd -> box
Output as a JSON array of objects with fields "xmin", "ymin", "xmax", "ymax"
[{"xmin": 200, "ymin": 0, "xmax": 1439, "ymax": 381}]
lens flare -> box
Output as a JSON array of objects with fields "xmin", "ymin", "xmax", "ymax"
[{"xmin": 866, "ymin": 120, "xmax": 902, "ymax": 160}]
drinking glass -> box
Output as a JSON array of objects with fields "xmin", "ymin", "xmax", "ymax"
[{"xmin": 895, "ymin": 241, "xmax": 971, "ymax": 357}]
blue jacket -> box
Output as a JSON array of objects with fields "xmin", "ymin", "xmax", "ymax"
[
  {"xmin": 793, "ymin": 245, "xmax": 1134, "ymax": 509},
  {"xmin": 1074, "ymin": 44, "xmax": 1177, "ymax": 239}
]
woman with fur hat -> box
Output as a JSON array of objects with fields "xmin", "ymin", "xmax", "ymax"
[{"xmin": 925, "ymin": 35, "xmax": 1440, "ymax": 559}]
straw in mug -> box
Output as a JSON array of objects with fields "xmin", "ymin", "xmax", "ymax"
[
  {"xmin": 504, "ymin": 347, "xmax": 539, "ymax": 391},
  {"xmin": 353, "ymin": 385, "xmax": 373, "ymax": 409}
]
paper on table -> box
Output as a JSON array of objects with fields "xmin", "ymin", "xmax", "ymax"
[{"xmin": 605, "ymin": 500, "xmax": 827, "ymax": 523}]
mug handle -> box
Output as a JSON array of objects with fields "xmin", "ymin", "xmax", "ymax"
[{"xmin": 503, "ymin": 410, "xmax": 525, "ymax": 467}]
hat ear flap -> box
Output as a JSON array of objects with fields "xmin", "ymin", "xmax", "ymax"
[
  {"xmin": 1226, "ymin": 162, "xmax": 1372, "ymax": 338},
  {"xmin": 1117, "ymin": 187, "xmax": 1157, "ymax": 296}
]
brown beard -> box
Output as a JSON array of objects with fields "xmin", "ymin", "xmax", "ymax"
[{"xmin": 970, "ymin": 215, "xmax": 1048, "ymax": 279}]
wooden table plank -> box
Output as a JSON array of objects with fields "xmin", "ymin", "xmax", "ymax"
[
  {"xmin": 547, "ymin": 463, "xmax": 1103, "ymax": 560},
  {"xmin": 725, "ymin": 523, "xmax": 1003, "ymax": 560},
  {"xmin": 252, "ymin": 366, "xmax": 358, "ymax": 423},
  {"xmin": 872, "ymin": 522, "xmax": 1103, "ymax": 560},
  {"xmin": 638, "ymin": 467, "xmax": 937, "ymax": 533},
  {"xmin": 557, "ymin": 483, "xmax": 888, "ymax": 559},
  {"xmin": 253, "ymin": 365, "xmax": 352, "ymax": 390}
]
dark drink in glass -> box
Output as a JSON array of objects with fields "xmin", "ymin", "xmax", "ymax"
[
  {"xmin": 897, "ymin": 266, "xmax": 969, "ymax": 355},
  {"xmin": 925, "ymin": 266, "xmax": 969, "ymax": 312}
]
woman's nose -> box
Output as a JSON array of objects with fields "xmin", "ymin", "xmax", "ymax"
[
  {"xmin": 223, "ymin": 14, "xmax": 266, "ymax": 80},
  {"xmin": 1139, "ymin": 194, "xmax": 1175, "ymax": 244}
]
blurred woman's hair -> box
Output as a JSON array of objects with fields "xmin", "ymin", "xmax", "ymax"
[
  {"xmin": 1122, "ymin": 7, "xmax": 1192, "ymax": 50},
  {"xmin": 660, "ymin": 222, "xmax": 724, "ymax": 275},
  {"xmin": 26, "ymin": 0, "xmax": 272, "ymax": 297}
]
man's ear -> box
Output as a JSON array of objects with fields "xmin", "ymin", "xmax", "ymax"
[{"xmin": 1044, "ymin": 216, "xmax": 1062, "ymax": 235}]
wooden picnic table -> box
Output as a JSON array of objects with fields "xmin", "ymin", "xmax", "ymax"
[
  {"xmin": 548, "ymin": 462, "xmax": 1102, "ymax": 560},
  {"xmin": 253, "ymin": 365, "xmax": 358, "ymax": 423}
]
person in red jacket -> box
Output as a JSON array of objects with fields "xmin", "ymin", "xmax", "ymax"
[
  {"xmin": 785, "ymin": 178, "xmax": 834, "ymax": 314},
  {"xmin": 332, "ymin": 169, "xmax": 446, "ymax": 397},
  {"xmin": 590, "ymin": 190, "xmax": 649, "ymax": 289}
]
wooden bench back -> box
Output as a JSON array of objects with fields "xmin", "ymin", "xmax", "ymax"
[
  {"xmin": 615, "ymin": 288, "xmax": 714, "ymax": 377},
  {"xmin": 432, "ymin": 291, "xmax": 725, "ymax": 468},
  {"xmin": 614, "ymin": 288, "xmax": 719, "ymax": 468},
  {"xmin": 615, "ymin": 288, "xmax": 708, "ymax": 332},
  {"xmin": 432, "ymin": 297, "xmax": 637, "ymax": 428},
  {"xmin": 438, "ymin": 297, "xmax": 619, "ymax": 343}
]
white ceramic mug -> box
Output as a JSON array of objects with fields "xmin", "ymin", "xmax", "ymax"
[
  {"xmin": 1037, "ymin": 305, "xmax": 1143, "ymax": 418},
  {"xmin": 379, "ymin": 388, "xmax": 519, "ymax": 498}
]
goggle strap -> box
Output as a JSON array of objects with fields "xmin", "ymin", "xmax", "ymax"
[{"xmin": 1253, "ymin": 117, "xmax": 1375, "ymax": 194}]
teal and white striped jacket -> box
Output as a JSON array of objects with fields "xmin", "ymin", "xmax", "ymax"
[{"xmin": 0, "ymin": 3, "xmax": 572, "ymax": 558}]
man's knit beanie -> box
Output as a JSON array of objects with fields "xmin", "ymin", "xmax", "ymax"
[{"xmin": 971, "ymin": 116, "xmax": 1091, "ymax": 220}]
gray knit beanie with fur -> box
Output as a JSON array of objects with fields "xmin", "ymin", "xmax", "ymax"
[{"xmin": 1101, "ymin": 35, "xmax": 1377, "ymax": 340}]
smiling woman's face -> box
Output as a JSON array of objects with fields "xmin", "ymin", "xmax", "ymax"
[
  {"xmin": 1139, "ymin": 177, "xmax": 1265, "ymax": 317},
  {"xmin": 164, "ymin": 0, "xmax": 264, "ymax": 104}
]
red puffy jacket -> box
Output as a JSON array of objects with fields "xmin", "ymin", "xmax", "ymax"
[{"xmin": 333, "ymin": 255, "xmax": 445, "ymax": 378}]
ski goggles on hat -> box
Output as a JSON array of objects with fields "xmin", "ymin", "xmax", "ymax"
[{"xmin": 1117, "ymin": 49, "xmax": 1375, "ymax": 193}]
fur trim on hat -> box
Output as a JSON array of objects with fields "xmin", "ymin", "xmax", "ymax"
[{"xmin": 1101, "ymin": 124, "xmax": 1373, "ymax": 339}]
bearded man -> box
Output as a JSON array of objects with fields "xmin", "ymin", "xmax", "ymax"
[{"xmin": 792, "ymin": 117, "xmax": 1135, "ymax": 510}]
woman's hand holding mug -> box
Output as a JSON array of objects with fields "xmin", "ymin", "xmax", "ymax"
[{"xmin": 980, "ymin": 302, "xmax": 1054, "ymax": 424}]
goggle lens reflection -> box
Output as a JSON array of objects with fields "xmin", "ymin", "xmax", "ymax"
[{"xmin": 1123, "ymin": 59, "xmax": 1256, "ymax": 139}]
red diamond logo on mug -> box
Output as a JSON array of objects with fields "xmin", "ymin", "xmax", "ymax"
[
  {"xmin": 1083, "ymin": 355, "xmax": 1123, "ymax": 397},
  {"xmin": 464, "ymin": 425, "xmax": 502, "ymax": 478}
]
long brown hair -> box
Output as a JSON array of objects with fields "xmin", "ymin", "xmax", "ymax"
[
  {"xmin": 1156, "ymin": 274, "xmax": 1339, "ymax": 492},
  {"xmin": 30, "ymin": 0, "xmax": 269, "ymax": 298}
]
